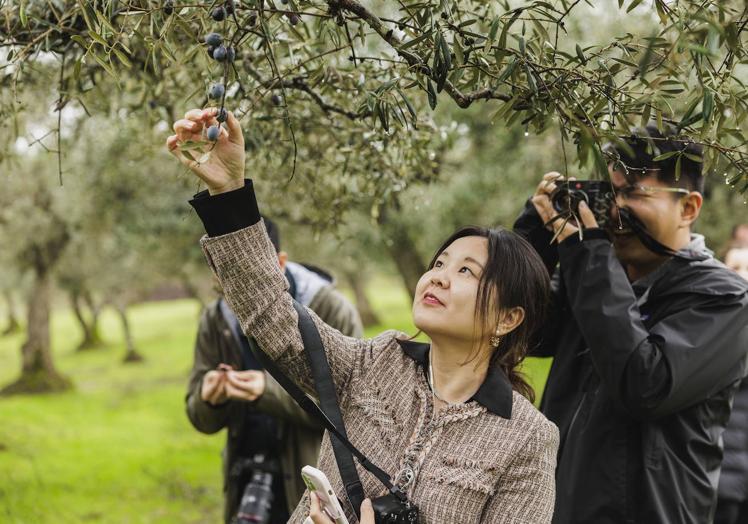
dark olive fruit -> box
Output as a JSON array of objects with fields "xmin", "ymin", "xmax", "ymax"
[
  {"xmin": 226, "ymin": 47, "xmax": 236, "ymax": 62},
  {"xmin": 270, "ymin": 94, "xmax": 282, "ymax": 106},
  {"xmin": 207, "ymin": 45, "xmax": 216, "ymax": 57},
  {"xmin": 209, "ymin": 83, "xmax": 225, "ymax": 99},
  {"xmin": 225, "ymin": 0, "xmax": 235, "ymax": 14},
  {"xmin": 163, "ymin": 0, "xmax": 174, "ymax": 16},
  {"xmin": 287, "ymin": 13, "xmax": 299, "ymax": 25},
  {"xmin": 212, "ymin": 45, "xmax": 228, "ymax": 61},
  {"xmin": 248, "ymin": 11, "xmax": 258, "ymax": 26},
  {"xmin": 440, "ymin": 11, "xmax": 448, "ymax": 19},
  {"xmin": 204, "ymin": 32, "xmax": 222, "ymax": 47},
  {"xmin": 216, "ymin": 108, "xmax": 228, "ymax": 123},
  {"xmin": 211, "ymin": 6, "xmax": 226, "ymax": 21},
  {"xmin": 207, "ymin": 125, "xmax": 221, "ymax": 141}
]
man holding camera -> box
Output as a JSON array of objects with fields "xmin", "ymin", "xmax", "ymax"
[
  {"xmin": 515, "ymin": 126, "xmax": 748, "ymax": 524},
  {"xmin": 186, "ymin": 218, "xmax": 363, "ymax": 524}
]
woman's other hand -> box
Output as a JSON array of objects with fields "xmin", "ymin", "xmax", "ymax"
[
  {"xmin": 307, "ymin": 492, "xmax": 375, "ymax": 524},
  {"xmin": 166, "ymin": 107, "xmax": 246, "ymax": 195}
]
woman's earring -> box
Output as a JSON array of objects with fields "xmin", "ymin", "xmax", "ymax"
[{"xmin": 490, "ymin": 329, "xmax": 502, "ymax": 348}]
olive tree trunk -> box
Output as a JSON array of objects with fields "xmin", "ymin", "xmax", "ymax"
[
  {"xmin": 377, "ymin": 203, "xmax": 425, "ymax": 301},
  {"xmin": 118, "ymin": 304, "xmax": 143, "ymax": 363},
  {"xmin": 1, "ymin": 290, "xmax": 20, "ymax": 336},
  {"xmin": 1, "ymin": 269, "xmax": 71, "ymax": 395},
  {"xmin": 343, "ymin": 271, "xmax": 381, "ymax": 328},
  {"xmin": 71, "ymin": 290, "xmax": 103, "ymax": 350}
]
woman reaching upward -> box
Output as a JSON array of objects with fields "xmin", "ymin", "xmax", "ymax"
[{"xmin": 167, "ymin": 107, "xmax": 559, "ymax": 523}]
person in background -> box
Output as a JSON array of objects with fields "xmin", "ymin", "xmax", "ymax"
[
  {"xmin": 186, "ymin": 217, "xmax": 363, "ymax": 524},
  {"xmin": 715, "ymin": 228, "xmax": 748, "ymax": 524}
]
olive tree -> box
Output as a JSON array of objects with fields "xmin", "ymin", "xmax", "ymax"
[{"xmin": 2, "ymin": 0, "xmax": 747, "ymax": 193}]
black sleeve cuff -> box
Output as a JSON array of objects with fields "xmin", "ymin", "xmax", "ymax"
[{"xmin": 188, "ymin": 179, "xmax": 261, "ymax": 237}]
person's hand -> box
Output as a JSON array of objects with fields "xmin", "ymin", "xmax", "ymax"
[
  {"xmin": 551, "ymin": 200, "xmax": 599, "ymax": 243},
  {"xmin": 166, "ymin": 107, "xmax": 246, "ymax": 195},
  {"xmin": 531, "ymin": 172, "xmax": 598, "ymax": 243},
  {"xmin": 531, "ymin": 171, "xmax": 566, "ymax": 229},
  {"xmin": 225, "ymin": 370, "xmax": 266, "ymax": 402},
  {"xmin": 201, "ymin": 370, "xmax": 228, "ymax": 405},
  {"xmin": 307, "ymin": 492, "xmax": 375, "ymax": 524}
]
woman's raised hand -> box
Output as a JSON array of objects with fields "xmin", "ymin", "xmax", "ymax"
[{"xmin": 166, "ymin": 107, "xmax": 246, "ymax": 195}]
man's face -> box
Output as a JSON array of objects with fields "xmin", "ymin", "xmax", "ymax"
[{"xmin": 607, "ymin": 167, "xmax": 687, "ymax": 270}]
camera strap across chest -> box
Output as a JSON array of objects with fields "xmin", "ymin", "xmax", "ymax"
[{"xmin": 246, "ymin": 300, "xmax": 406, "ymax": 519}]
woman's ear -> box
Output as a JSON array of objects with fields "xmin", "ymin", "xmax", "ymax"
[{"xmin": 498, "ymin": 306, "xmax": 525, "ymax": 335}]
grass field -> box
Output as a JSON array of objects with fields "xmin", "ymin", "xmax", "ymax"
[{"xmin": 0, "ymin": 280, "xmax": 551, "ymax": 523}]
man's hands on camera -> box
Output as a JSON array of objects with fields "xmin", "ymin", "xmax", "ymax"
[
  {"xmin": 532, "ymin": 172, "xmax": 599, "ymax": 243},
  {"xmin": 166, "ymin": 107, "xmax": 246, "ymax": 195},
  {"xmin": 200, "ymin": 365, "xmax": 266, "ymax": 405},
  {"xmin": 308, "ymin": 492, "xmax": 374, "ymax": 524}
]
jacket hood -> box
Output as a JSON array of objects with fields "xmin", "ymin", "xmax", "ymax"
[
  {"xmin": 648, "ymin": 237, "xmax": 748, "ymax": 299},
  {"xmin": 285, "ymin": 261, "xmax": 333, "ymax": 307}
]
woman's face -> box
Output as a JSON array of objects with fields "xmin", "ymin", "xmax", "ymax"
[{"xmin": 412, "ymin": 236, "xmax": 492, "ymax": 344}]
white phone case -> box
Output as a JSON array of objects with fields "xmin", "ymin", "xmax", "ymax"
[{"xmin": 301, "ymin": 465, "xmax": 350, "ymax": 524}]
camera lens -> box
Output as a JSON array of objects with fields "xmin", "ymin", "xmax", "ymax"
[{"xmin": 551, "ymin": 187, "xmax": 588, "ymax": 213}]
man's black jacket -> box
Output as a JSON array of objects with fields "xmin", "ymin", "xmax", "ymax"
[{"xmin": 514, "ymin": 202, "xmax": 748, "ymax": 524}]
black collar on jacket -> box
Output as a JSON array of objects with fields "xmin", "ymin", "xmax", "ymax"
[{"xmin": 395, "ymin": 339, "xmax": 513, "ymax": 419}]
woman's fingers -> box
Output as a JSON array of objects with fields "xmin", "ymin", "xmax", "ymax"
[
  {"xmin": 308, "ymin": 492, "xmax": 333, "ymax": 524},
  {"xmin": 173, "ymin": 118, "xmax": 204, "ymax": 143},
  {"xmin": 225, "ymin": 110, "xmax": 244, "ymax": 146},
  {"xmin": 167, "ymin": 141, "xmax": 207, "ymax": 177},
  {"xmin": 360, "ymin": 499, "xmax": 375, "ymax": 524}
]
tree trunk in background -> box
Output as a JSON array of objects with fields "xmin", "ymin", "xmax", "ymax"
[
  {"xmin": 377, "ymin": 203, "xmax": 425, "ymax": 301},
  {"xmin": 118, "ymin": 304, "xmax": 144, "ymax": 363},
  {"xmin": 1, "ymin": 269, "xmax": 72, "ymax": 395},
  {"xmin": 71, "ymin": 290, "xmax": 104, "ymax": 350},
  {"xmin": 1, "ymin": 290, "xmax": 20, "ymax": 336},
  {"xmin": 181, "ymin": 274, "xmax": 206, "ymax": 310},
  {"xmin": 344, "ymin": 271, "xmax": 381, "ymax": 327}
]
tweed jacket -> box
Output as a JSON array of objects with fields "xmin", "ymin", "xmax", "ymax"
[{"xmin": 194, "ymin": 205, "xmax": 559, "ymax": 523}]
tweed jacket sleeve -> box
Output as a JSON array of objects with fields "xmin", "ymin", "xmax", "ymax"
[
  {"xmin": 482, "ymin": 418, "xmax": 559, "ymax": 523},
  {"xmin": 255, "ymin": 371, "xmax": 323, "ymax": 430},
  {"xmin": 200, "ymin": 221, "xmax": 372, "ymax": 401}
]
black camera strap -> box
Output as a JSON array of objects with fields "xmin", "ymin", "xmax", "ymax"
[{"xmin": 246, "ymin": 301, "xmax": 405, "ymax": 519}]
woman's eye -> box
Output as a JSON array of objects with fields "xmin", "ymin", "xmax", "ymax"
[
  {"xmin": 434, "ymin": 260, "xmax": 444, "ymax": 268},
  {"xmin": 459, "ymin": 266, "xmax": 473, "ymax": 275}
]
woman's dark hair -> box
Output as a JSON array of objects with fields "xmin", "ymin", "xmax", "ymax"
[{"xmin": 427, "ymin": 226, "xmax": 551, "ymax": 402}]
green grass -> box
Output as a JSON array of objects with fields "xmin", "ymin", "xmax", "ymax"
[{"xmin": 0, "ymin": 279, "xmax": 551, "ymax": 523}]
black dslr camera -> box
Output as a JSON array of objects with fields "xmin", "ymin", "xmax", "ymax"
[
  {"xmin": 550, "ymin": 180, "xmax": 614, "ymax": 228},
  {"xmin": 371, "ymin": 493, "xmax": 419, "ymax": 523},
  {"xmin": 236, "ymin": 470, "xmax": 274, "ymax": 524},
  {"xmin": 233, "ymin": 454, "xmax": 276, "ymax": 524}
]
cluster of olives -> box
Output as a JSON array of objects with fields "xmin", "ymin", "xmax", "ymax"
[{"xmin": 203, "ymin": 2, "xmax": 237, "ymax": 141}]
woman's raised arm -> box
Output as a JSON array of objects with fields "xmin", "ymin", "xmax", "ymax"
[{"xmin": 166, "ymin": 108, "xmax": 375, "ymax": 399}]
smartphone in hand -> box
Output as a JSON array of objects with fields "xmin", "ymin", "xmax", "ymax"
[{"xmin": 301, "ymin": 465, "xmax": 350, "ymax": 524}]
